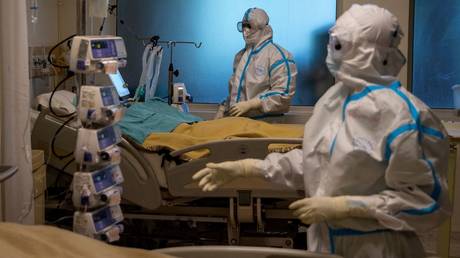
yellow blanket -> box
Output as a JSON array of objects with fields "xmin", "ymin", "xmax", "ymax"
[
  {"xmin": 0, "ymin": 223, "xmax": 173, "ymax": 258},
  {"xmin": 143, "ymin": 117, "xmax": 304, "ymax": 160}
]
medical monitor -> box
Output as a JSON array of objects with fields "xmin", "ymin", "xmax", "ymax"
[{"xmin": 108, "ymin": 69, "xmax": 130, "ymax": 101}]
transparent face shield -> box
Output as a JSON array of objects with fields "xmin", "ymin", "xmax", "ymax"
[
  {"xmin": 327, "ymin": 29, "xmax": 354, "ymax": 60},
  {"xmin": 326, "ymin": 31, "xmax": 354, "ymax": 77},
  {"xmin": 327, "ymin": 29, "xmax": 407, "ymax": 82}
]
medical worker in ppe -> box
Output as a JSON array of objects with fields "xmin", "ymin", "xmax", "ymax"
[
  {"xmin": 194, "ymin": 4, "xmax": 451, "ymax": 257},
  {"xmin": 224, "ymin": 7, "xmax": 297, "ymax": 118}
]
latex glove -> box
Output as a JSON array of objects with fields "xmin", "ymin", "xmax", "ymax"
[
  {"xmin": 192, "ymin": 159, "xmax": 263, "ymax": 192},
  {"xmin": 213, "ymin": 104, "xmax": 226, "ymax": 120},
  {"xmin": 228, "ymin": 98, "xmax": 262, "ymax": 117},
  {"xmin": 289, "ymin": 196, "xmax": 371, "ymax": 224}
]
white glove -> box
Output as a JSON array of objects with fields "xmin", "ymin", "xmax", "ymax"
[
  {"xmin": 229, "ymin": 98, "xmax": 262, "ymax": 117},
  {"xmin": 213, "ymin": 104, "xmax": 226, "ymax": 120},
  {"xmin": 192, "ymin": 159, "xmax": 263, "ymax": 192},
  {"xmin": 289, "ymin": 196, "xmax": 371, "ymax": 224}
]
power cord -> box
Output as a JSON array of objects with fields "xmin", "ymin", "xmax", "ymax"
[
  {"xmin": 46, "ymin": 215, "xmax": 73, "ymax": 226},
  {"xmin": 47, "ymin": 33, "xmax": 77, "ymax": 118},
  {"xmin": 51, "ymin": 115, "xmax": 77, "ymax": 160},
  {"xmin": 52, "ymin": 158, "xmax": 75, "ymax": 189},
  {"xmin": 47, "ymin": 34, "xmax": 76, "ymax": 69},
  {"xmin": 48, "ymin": 71, "xmax": 76, "ymax": 118}
]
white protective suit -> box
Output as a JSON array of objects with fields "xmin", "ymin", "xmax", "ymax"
[
  {"xmin": 195, "ymin": 4, "xmax": 451, "ymax": 258},
  {"xmin": 261, "ymin": 4, "xmax": 451, "ymax": 257},
  {"xmin": 227, "ymin": 8, "xmax": 297, "ymax": 117}
]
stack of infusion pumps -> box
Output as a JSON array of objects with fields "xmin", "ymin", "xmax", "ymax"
[{"xmin": 69, "ymin": 36, "xmax": 127, "ymax": 242}]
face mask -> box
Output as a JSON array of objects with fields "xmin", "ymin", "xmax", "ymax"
[
  {"xmin": 243, "ymin": 27, "xmax": 262, "ymax": 46},
  {"xmin": 384, "ymin": 48, "xmax": 406, "ymax": 76},
  {"xmin": 326, "ymin": 44, "xmax": 339, "ymax": 77},
  {"xmin": 325, "ymin": 33, "xmax": 351, "ymax": 77}
]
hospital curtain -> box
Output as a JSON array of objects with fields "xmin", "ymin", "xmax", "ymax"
[{"xmin": 0, "ymin": 0, "xmax": 34, "ymax": 223}]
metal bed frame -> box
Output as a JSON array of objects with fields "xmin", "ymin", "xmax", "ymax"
[{"xmin": 32, "ymin": 110, "xmax": 305, "ymax": 247}]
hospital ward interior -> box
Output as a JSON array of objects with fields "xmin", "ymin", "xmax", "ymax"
[{"xmin": 1, "ymin": 0, "xmax": 460, "ymax": 257}]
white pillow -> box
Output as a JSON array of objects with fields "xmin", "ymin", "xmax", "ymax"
[{"xmin": 36, "ymin": 90, "xmax": 76, "ymax": 115}]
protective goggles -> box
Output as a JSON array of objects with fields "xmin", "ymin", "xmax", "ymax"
[{"xmin": 237, "ymin": 21, "xmax": 251, "ymax": 32}]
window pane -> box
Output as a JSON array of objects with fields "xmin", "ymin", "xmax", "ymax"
[
  {"xmin": 118, "ymin": 0, "xmax": 336, "ymax": 105},
  {"xmin": 412, "ymin": 0, "xmax": 460, "ymax": 108}
]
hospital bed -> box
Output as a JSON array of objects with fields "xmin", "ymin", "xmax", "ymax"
[
  {"xmin": 32, "ymin": 106, "xmax": 309, "ymax": 247},
  {"xmin": 156, "ymin": 246, "xmax": 342, "ymax": 258}
]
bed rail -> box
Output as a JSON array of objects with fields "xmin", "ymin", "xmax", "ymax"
[{"xmin": 167, "ymin": 138, "xmax": 304, "ymax": 198}]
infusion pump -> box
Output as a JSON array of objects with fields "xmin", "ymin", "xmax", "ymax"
[{"xmin": 69, "ymin": 36, "xmax": 127, "ymax": 74}]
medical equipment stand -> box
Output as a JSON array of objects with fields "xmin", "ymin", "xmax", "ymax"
[
  {"xmin": 69, "ymin": 36, "xmax": 128, "ymax": 242},
  {"xmin": 118, "ymin": 20, "xmax": 202, "ymax": 104},
  {"xmin": 140, "ymin": 36, "xmax": 202, "ymax": 105}
]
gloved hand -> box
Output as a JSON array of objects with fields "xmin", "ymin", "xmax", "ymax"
[
  {"xmin": 289, "ymin": 196, "xmax": 371, "ymax": 224},
  {"xmin": 213, "ymin": 104, "xmax": 226, "ymax": 120},
  {"xmin": 192, "ymin": 159, "xmax": 263, "ymax": 192},
  {"xmin": 229, "ymin": 98, "xmax": 262, "ymax": 117}
]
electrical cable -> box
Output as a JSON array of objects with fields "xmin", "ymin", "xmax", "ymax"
[
  {"xmin": 99, "ymin": 4, "xmax": 117, "ymax": 36},
  {"xmin": 47, "ymin": 34, "xmax": 76, "ymax": 69},
  {"xmin": 55, "ymin": 157, "xmax": 76, "ymax": 185},
  {"xmin": 99, "ymin": 17, "xmax": 106, "ymax": 35},
  {"xmin": 61, "ymin": 157, "xmax": 76, "ymax": 171},
  {"xmin": 47, "ymin": 34, "xmax": 77, "ymax": 118},
  {"xmin": 51, "ymin": 115, "xmax": 76, "ymax": 160},
  {"xmin": 46, "ymin": 216, "xmax": 73, "ymax": 226},
  {"xmin": 48, "ymin": 71, "xmax": 76, "ymax": 118},
  {"xmin": 48, "ymin": 157, "xmax": 75, "ymax": 200}
]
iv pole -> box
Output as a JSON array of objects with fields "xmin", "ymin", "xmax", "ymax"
[
  {"xmin": 118, "ymin": 20, "xmax": 202, "ymax": 104},
  {"xmin": 141, "ymin": 36, "xmax": 202, "ymax": 105}
]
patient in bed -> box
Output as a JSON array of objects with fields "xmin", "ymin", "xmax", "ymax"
[
  {"xmin": 0, "ymin": 223, "xmax": 173, "ymax": 258},
  {"xmin": 119, "ymin": 98, "xmax": 304, "ymax": 158}
]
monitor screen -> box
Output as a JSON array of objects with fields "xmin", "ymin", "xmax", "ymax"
[
  {"xmin": 97, "ymin": 126, "xmax": 118, "ymax": 150},
  {"xmin": 109, "ymin": 69, "xmax": 130, "ymax": 98},
  {"xmin": 91, "ymin": 40, "xmax": 118, "ymax": 59}
]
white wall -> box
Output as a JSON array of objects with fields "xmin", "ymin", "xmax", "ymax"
[
  {"xmin": 28, "ymin": 0, "xmax": 117, "ymax": 102},
  {"xmin": 58, "ymin": 0, "xmax": 117, "ymax": 38},
  {"xmin": 27, "ymin": 0, "xmax": 59, "ymax": 47},
  {"xmin": 337, "ymin": 0, "xmax": 410, "ymax": 87},
  {"xmin": 27, "ymin": 0, "xmax": 117, "ymax": 53},
  {"xmin": 58, "ymin": 0, "xmax": 77, "ymax": 40}
]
